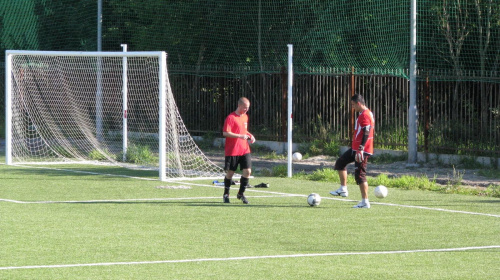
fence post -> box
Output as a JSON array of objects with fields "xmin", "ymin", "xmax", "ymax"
[
  {"xmin": 424, "ymin": 74, "xmax": 430, "ymax": 153},
  {"xmin": 408, "ymin": 0, "xmax": 418, "ymax": 165},
  {"xmin": 281, "ymin": 66, "xmax": 287, "ymax": 143},
  {"xmin": 350, "ymin": 66, "xmax": 355, "ymax": 142},
  {"xmin": 218, "ymin": 69, "xmax": 225, "ymax": 134}
]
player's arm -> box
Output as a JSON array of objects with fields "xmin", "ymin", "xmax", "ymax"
[
  {"xmin": 358, "ymin": 125, "xmax": 371, "ymax": 151},
  {"xmin": 246, "ymin": 132, "xmax": 256, "ymax": 144},
  {"xmin": 355, "ymin": 125, "xmax": 371, "ymax": 162},
  {"xmin": 222, "ymin": 117, "xmax": 248, "ymax": 139},
  {"xmin": 223, "ymin": 131, "xmax": 249, "ymax": 140}
]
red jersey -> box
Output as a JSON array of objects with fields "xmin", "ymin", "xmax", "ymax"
[
  {"xmin": 352, "ymin": 109, "xmax": 374, "ymax": 154},
  {"xmin": 223, "ymin": 112, "xmax": 251, "ymax": 156}
]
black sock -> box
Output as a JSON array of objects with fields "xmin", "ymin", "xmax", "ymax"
[
  {"xmin": 239, "ymin": 177, "xmax": 249, "ymax": 195},
  {"xmin": 223, "ymin": 177, "xmax": 231, "ymax": 195}
]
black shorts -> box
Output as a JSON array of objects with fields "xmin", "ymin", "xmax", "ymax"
[
  {"xmin": 334, "ymin": 148, "xmax": 371, "ymax": 185},
  {"xmin": 224, "ymin": 153, "xmax": 252, "ymax": 171}
]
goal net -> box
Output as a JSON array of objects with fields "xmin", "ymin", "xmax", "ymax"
[{"xmin": 5, "ymin": 50, "xmax": 225, "ymax": 180}]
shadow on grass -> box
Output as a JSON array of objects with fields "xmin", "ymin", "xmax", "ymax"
[
  {"xmin": 469, "ymin": 199, "xmax": 500, "ymax": 203},
  {"xmin": 45, "ymin": 200, "xmax": 313, "ymax": 208},
  {"xmin": 0, "ymin": 164, "xmax": 159, "ymax": 180}
]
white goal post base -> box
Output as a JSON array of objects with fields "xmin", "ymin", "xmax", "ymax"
[{"xmin": 5, "ymin": 50, "xmax": 224, "ymax": 180}]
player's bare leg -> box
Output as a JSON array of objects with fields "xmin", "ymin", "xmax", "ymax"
[
  {"xmin": 353, "ymin": 182, "xmax": 370, "ymax": 208},
  {"xmin": 339, "ymin": 170, "xmax": 347, "ymax": 186},
  {"xmin": 359, "ymin": 182, "xmax": 368, "ymax": 199}
]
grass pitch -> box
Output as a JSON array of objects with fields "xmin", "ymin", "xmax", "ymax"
[{"xmin": 0, "ymin": 164, "xmax": 499, "ymax": 279}]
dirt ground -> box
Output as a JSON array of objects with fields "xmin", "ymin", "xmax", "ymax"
[{"xmin": 205, "ymin": 152, "xmax": 499, "ymax": 188}]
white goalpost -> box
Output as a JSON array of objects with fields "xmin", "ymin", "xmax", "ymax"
[{"xmin": 5, "ymin": 50, "xmax": 224, "ymax": 181}]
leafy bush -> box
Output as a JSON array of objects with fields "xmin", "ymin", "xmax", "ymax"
[
  {"xmin": 88, "ymin": 149, "xmax": 108, "ymax": 160},
  {"xmin": 458, "ymin": 156, "xmax": 484, "ymax": 169},
  {"xmin": 483, "ymin": 185, "xmax": 500, "ymax": 198},
  {"xmin": 124, "ymin": 144, "xmax": 157, "ymax": 165},
  {"xmin": 370, "ymin": 153, "xmax": 407, "ymax": 164},
  {"xmin": 251, "ymin": 144, "xmax": 274, "ymax": 154},
  {"xmin": 194, "ymin": 132, "xmax": 219, "ymax": 149},
  {"xmin": 271, "ymin": 165, "xmax": 288, "ymax": 177},
  {"xmin": 260, "ymin": 151, "xmax": 286, "ymax": 160},
  {"xmin": 301, "ymin": 139, "xmax": 339, "ymax": 156}
]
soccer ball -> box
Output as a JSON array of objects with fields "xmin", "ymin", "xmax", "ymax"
[
  {"xmin": 374, "ymin": 185, "xmax": 388, "ymax": 198},
  {"xmin": 307, "ymin": 193, "xmax": 321, "ymax": 206},
  {"xmin": 292, "ymin": 152, "xmax": 303, "ymax": 161}
]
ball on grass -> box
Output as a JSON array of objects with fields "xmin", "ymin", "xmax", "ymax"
[
  {"xmin": 374, "ymin": 185, "xmax": 388, "ymax": 198},
  {"xmin": 307, "ymin": 193, "xmax": 321, "ymax": 206}
]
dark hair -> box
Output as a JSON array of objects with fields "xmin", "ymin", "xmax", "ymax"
[{"xmin": 351, "ymin": 94, "xmax": 365, "ymax": 105}]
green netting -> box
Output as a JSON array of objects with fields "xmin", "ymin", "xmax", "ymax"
[
  {"xmin": 109, "ymin": 0, "xmax": 410, "ymax": 76},
  {"xmin": 1, "ymin": 0, "xmax": 499, "ymax": 81},
  {"xmin": 0, "ymin": 0, "xmax": 38, "ymax": 50},
  {"xmin": 418, "ymin": 0, "xmax": 500, "ymax": 82}
]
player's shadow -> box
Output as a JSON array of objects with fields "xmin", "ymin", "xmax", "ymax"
[
  {"xmin": 181, "ymin": 202, "xmax": 316, "ymax": 208},
  {"xmin": 51, "ymin": 197, "xmax": 323, "ymax": 208},
  {"xmin": 65, "ymin": 201, "xmax": 311, "ymax": 208},
  {"xmin": 469, "ymin": 199, "xmax": 500, "ymax": 204}
]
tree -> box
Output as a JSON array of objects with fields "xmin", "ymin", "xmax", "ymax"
[
  {"xmin": 34, "ymin": 0, "xmax": 96, "ymax": 51},
  {"xmin": 432, "ymin": 0, "xmax": 472, "ymax": 121},
  {"xmin": 473, "ymin": 0, "xmax": 500, "ymax": 134}
]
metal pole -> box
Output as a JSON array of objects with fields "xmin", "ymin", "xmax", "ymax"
[
  {"xmin": 159, "ymin": 52, "xmax": 167, "ymax": 181},
  {"xmin": 97, "ymin": 0, "xmax": 102, "ymax": 52},
  {"xmin": 408, "ymin": 0, "xmax": 418, "ymax": 165},
  {"xmin": 287, "ymin": 44, "xmax": 293, "ymax": 178},
  {"xmin": 5, "ymin": 52, "xmax": 12, "ymax": 165},
  {"xmin": 121, "ymin": 44, "xmax": 128, "ymax": 161},
  {"xmin": 96, "ymin": 0, "xmax": 103, "ymax": 141}
]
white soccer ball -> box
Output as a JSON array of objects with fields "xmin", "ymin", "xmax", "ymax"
[
  {"xmin": 374, "ymin": 185, "xmax": 388, "ymax": 199},
  {"xmin": 307, "ymin": 193, "xmax": 321, "ymax": 206},
  {"xmin": 292, "ymin": 152, "xmax": 302, "ymax": 161}
]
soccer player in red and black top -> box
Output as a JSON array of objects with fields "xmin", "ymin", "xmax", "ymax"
[
  {"xmin": 330, "ymin": 94, "xmax": 375, "ymax": 208},
  {"xmin": 222, "ymin": 97, "xmax": 255, "ymax": 204}
]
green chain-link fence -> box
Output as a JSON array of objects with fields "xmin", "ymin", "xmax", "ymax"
[{"xmin": 1, "ymin": 0, "xmax": 499, "ymax": 155}]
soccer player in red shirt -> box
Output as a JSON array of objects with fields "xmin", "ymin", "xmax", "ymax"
[
  {"xmin": 222, "ymin": 97, "xmax": 255, "ymax": 204},
  {"xmin": 330, "ymin": 94, "xmax": 375, "ymax": 208}
]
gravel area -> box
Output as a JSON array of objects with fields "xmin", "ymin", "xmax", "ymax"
[
  {"xmin": 2, "ymin": 138, "xmax": 496, "ymax": 188},
  {"xmin": 206, "ymin": 152, "xmax": 499, "ymax": 188}
]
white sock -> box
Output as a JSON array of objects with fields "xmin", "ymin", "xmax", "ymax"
[
  {"xmin": 340, "ymin": 186, "xmax": 347, "ymax": 191},
  {"xmin": 362, "ymin": 198, "xmax": 369, "ymax": 204}
]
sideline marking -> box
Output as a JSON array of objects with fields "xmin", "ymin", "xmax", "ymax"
[
  {"xmin": 1, "ymin": 245, "xmax": 499, "ymax": 271},
  {"xmin": 184, "ymin": 182, "xmax": 500, "ymax": 218},
  {"xmin": 368, "ymin": 201, "xmax": 500, "ymax": 218}
]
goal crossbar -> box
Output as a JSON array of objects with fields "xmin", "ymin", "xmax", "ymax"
[{"xmin": 6, "ymin": 50, "xmax": 164, "ymax": 57}]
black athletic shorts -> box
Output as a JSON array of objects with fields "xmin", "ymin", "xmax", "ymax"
[
  {"xmin": 224, "ymin": 153, "xmax": 252, "ymax": 171},
  {"xmin": 334, "ymin": 148, "xmax": 371, "ymax": 185}
]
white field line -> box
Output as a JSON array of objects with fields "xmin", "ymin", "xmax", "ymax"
[
  {"xmin": 368, "ymin": 201, "xmax": 500, "ymax": 218},
  {"xmin": 184, "ymin": 182, "xmax": 500, "ymax": 218},
  {"xmin": 1, "ymin": 245, "xmax": 499, "ymax": 271},
  {"xmin": 2, "ymin": 165, "xmax": 499, "ymax": 218},
  {"xmin": 0, "ymin": 195, "xmax": 293, "ymax": 204}
]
